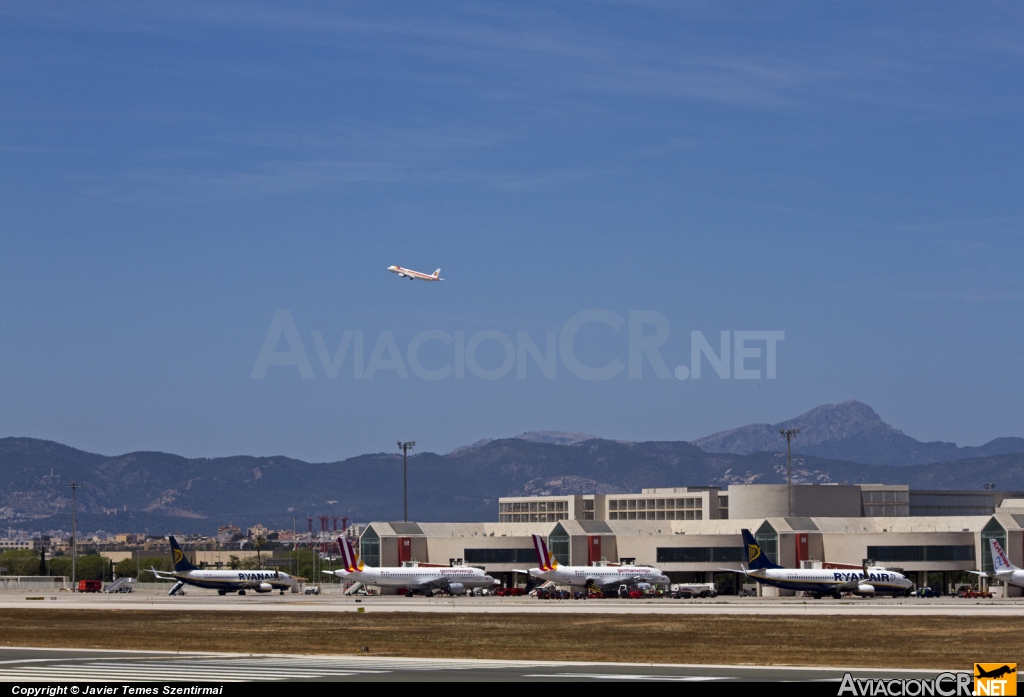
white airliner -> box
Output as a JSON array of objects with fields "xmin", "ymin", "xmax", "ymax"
[
  {"xmin": 525, "ymin": 534, "xmax": 670, "ymax": 590},
  {"xmin": 387, "ymin": 265, "xmax": 442, "ymax": 281},
  {"xmin": 969, "ymin": 539, "xmax": 1024, "ymax": 589},
  {"xmin": 733, "ymin": 529, "xmax": 913, "ymax": 599},
  {"xmin": 325, "ymin": 536, "xmax": 497, "ymax": 597},
  {"xmin": 150, "ymin": 536, "xmax": 297, "ymax": 596}
]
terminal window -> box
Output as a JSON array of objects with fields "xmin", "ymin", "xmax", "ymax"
[
  {"xmin": 464, "ymin": 548, "xmax": 537, "ymax": 564},
  {"xmin": 656, "ymin": 547, "xmax": 744, "ymax": 563},
  {"xmin": 867, "ymin": 545, "xmax": 975, "ymax": 562}
]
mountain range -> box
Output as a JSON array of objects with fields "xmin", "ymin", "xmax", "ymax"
[
  {"xmin": 692, "ymin": 400, "xmax": 1024, "ymax": 466},
  {"xmin": 3, "ymin": 400, "xmax": 1023, "ymax": 534}
]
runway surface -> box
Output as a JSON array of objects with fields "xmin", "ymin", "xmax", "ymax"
[
  {"xmin": 0, "ymin": 647, "xmax": 962, "ymax": 682},
  {"xmin": 2, "ymin": 591, "xmax": 1023, "ymax": 615}
]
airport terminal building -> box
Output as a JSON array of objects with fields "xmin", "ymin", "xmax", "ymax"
[{"xmin": 358, "ymin": 484, "xmax": 1024, "ymax": 596}]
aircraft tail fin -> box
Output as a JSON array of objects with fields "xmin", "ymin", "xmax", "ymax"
[
  {"xmin": 169, "ymin": 536, "xmax": 197, "ymax": 573},
  {"xmin": 990, "ymin": 538, "xmax": 1017, "ymax": 573},
  {"xmin": 742, "ymin": 529, "xmax": 782, "ymax": 570},
  {"xmin": 531, "ymin": 534, "xmax": 558, "ymax": 571},
  {"xmin": 338, "ymin": 536, "xmax": 365, "ymax": 573},
  {"xmin": 433, "ymin": 269, "xmax": 441, "ymax": 278}
]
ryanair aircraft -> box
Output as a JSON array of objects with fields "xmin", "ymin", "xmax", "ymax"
[
  {"xmin": 151, "ymin": 536, "xmax": 298, "ymax": 596},
  {"xmin": 325, "ymin": 536, "xmax": 498, "ymax": 596},
  {"xmin": 734, "ymin": 529, "xmax": 913, "ymax": 599}
]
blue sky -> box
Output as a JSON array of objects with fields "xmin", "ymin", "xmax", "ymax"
[{"xmin": 2, "ymin": 2, "xmax": 1023, "ymax": 461}]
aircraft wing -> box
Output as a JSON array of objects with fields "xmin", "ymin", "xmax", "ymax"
[
  {"xmin": 965, "ymin": 570, "xmax": 989, "ymax": 577},
  {"xmin": 149, "ymin": 568, "xmax": 175, "ymax": 580},
  {"xmin": 512, "ymin": 569, "xmax": 532, "ymax": 575}
]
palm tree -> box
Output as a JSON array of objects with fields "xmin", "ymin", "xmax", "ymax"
[{"xmin": 253, "ymin": 534, "xmax": 267, "ymax": 568}]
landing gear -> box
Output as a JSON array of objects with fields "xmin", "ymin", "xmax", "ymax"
[
  {"xmin": 812, "ymin": 593, "xmax": 822, "ymax": 600},
  {"xmin": 217, "ymin": 590, "xmax": 227, "ymax": 596},
  {"xmin": 238, "ymin": 590, "xmax": 246, "ymax": 596},
  {"xmin": 280, "ymin": 590, "xmax": 285, "ymax": 595},
  {"xmin": 405, "ymin": 591, "xmax": 415, "ymax": 598},
  {"xmin": 832, "ymin": 591, "xmax": 842, "ymax": 599},
  {"xmin": 425, "ymin": 590, "xmax": 434, "ymax": 598}
]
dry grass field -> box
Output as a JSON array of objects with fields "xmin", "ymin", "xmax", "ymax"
[{"xmin": 2, "ymin": 610, "xmax": 1020, "ymax": 669}]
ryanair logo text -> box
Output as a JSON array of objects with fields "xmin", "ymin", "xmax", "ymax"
[
  {"xmin": 833, "ymin": 572, "xmax": 897, "ymax": 583},
  {"xmin": 838, "ymin": 672, "xmax": 972, "ymax": 696},
  {"xmin": 237, "ymin": 572, "xmax": 278, "ymax": 581}
]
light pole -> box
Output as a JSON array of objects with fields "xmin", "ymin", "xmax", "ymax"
[
  {"xmin": 397, "ymin": 441, "xmax": 416, "ymax": 522},
  {"xmin": 68, "ymin": 482, "xmax": 80, "ymax": 590},
  {"xmin": 779, "ymin": 429, "xmax": 800, "ymax": 517}
]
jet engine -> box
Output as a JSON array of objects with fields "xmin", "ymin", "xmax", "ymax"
[
  {"xmin": 447, "ymin": 583, "xmax": 466, "ymax": 596},
  {"xmin": 856, "ymin": 583, "xmax": 876, "ymax": 595},
  {"xmin": 256, "ymin": 583, "xmax": 274, "ymax": 593}
]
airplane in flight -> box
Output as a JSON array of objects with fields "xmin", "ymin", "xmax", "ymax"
[
  {"xmin": 524, "ymin": 534, "xmax": 670, "ymax": 591},
  {"xmin": 325, "ymin": 536, "xmax": 498, "ymax": 597},
  {"xmin": 387, "ymin": 265, "xmax": 442, "ymax": 281},
  {"xmin": 150, "ymin": 536, "xmax": 297, "ymax": 596},
  {"xmin": 968, "ymin": 538, "xmax": 1024, "ymax": 589},
  {"xmin": 731, "ymin": 529, "xmax": 913, "ymax": 598}
]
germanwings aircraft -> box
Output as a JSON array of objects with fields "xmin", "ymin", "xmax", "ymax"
[
  {"xmin": 325, "ymin": 536, "xmax": 497, "ymax": 597},
  {"xmin": 150, "ymin": 536, "xmax": 297, "ymax": 596},
  {"xmin": 969, "ymin": 539, "xmax": 1024, "ymax": 589},
  {"xmin": 526, "ymin": 534, "xmax": 670, "ymax": 590},
  {"xmin": 733, "ymin": 529, "xmax": 913, "ymax": 599},
  {"xmin": 387, "ymin": 265, "xmax": 442, "ymax": 281}
]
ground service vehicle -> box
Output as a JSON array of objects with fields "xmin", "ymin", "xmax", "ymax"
[
  {"xmin": 957, "ymin": 587, "xmax": 993, "ymax": 598},
  {"xmin": 670, "ymin": 583, "xmax": 718, "ymax": 598},
  {"xmin": 913, "ymin": 587, "xmax": 940, "ymax": 598},
  {"xmin": 77, "ymin": 580, "xmax": 102, "ymax": 592}
]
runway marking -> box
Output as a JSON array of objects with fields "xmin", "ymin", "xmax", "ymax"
[
  {"xmin": 0, "ymin": 655, "xmax": 554, "ymax": 682},
  {"xmin": 525, "ymin": 673, "xmax": 728, "ymax": 681}
]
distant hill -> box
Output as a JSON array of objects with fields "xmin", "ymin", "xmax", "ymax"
[
  {"xmin": 4, "ymin": 435, "xmax": 1024, "ymax": 535},
  {"xmin": 449, "ymin": 430, "xmax": 598, "ymax": 454},
  {"xmin": 692, "ymin": 400, "xmax": 1024, "ymax": 466}
]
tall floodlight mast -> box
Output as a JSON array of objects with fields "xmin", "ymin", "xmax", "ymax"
[
  {"xmin": 68, "ymin": 482, "xmax": 80, "ymax": 589},
  {"xmin": 397, "ymin": 441, "xmax": 416, "ymax": 522},
  {"xmin": 779, "ymin": 429, "xmax": 801, "ymax": 517}
]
